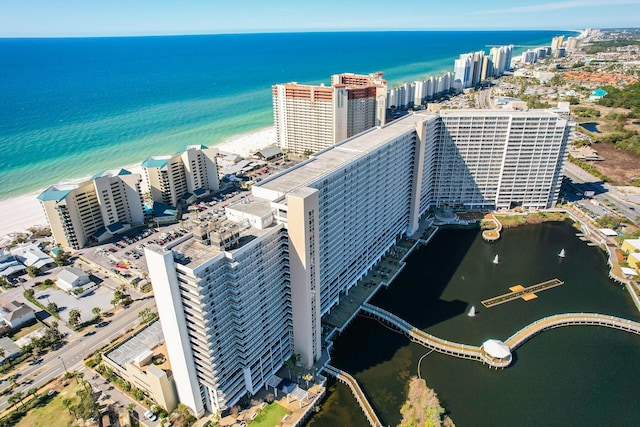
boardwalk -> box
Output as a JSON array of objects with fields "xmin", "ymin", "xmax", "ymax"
[
  {"xmin": 323, "ymin": 365, "xmax": 382, "ymax": 427},
  {"xmin": 481, "ymin": 278, "xmax": 564, "ymax": 308},
  {"xmin": 361, "ymin": 303, "xmax": 640, "ymax": 369},
  {"xmin": 361, "ymin": 304, "xmax": 511, "ymax": 368},
  {"xmin": 505, "ymin": 313, "xmax": 640, "ymax": 349}
]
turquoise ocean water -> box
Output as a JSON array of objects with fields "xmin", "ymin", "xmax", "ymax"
[{"xmin": 0, "ymin": 31, "xmax": 571, "ymax": 199}]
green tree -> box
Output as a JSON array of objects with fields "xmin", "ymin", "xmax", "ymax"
[
  {"xmin": 68, "ymin": 309, "xmax": 82, "ymax": 329},
  {"xmin": 92, "ymin": 306, "xmax": 101, "ymax": 320},
  {"xmin": 26, "ymin": 266, "xmax": 39, "ymax": 277},
  {"xmin": 47, "ymin": 301, "xmax": 59, "ymax": 314},
  {"xmin": 24, "ymin": 288, "xmax": 35, "ymax": 299},
  {"xmin": 54, "ymin": 250, "xmax": 70, "ymax": 266},
  {"xmin": 11, "ymin": 390, "xmax": 25, "ymax": 409},
  {"xmin": 27, "ymin": 387, "xmax": 38, "ymax": 399}
]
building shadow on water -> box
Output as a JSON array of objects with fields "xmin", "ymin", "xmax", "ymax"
[{"xmin": 369, "ymin": 226, "xmax": 478, "ymax": 330}]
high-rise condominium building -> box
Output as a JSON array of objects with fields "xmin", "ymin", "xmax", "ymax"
[
  {"xmin": 38, "ymin": 169, "xmax": 144, "ymax": 249},
  {"xmin": 142, "ymin": 145, "xmax": 220, "ymax": 207},
  {"xmin": 148, "ymin": 109, "xmax": 571, "ymax": 417},
  {"xmin": 272, "ymin": 72, "xmax": 387, "ymax": 154},
  {"xmin": 551, "ymin": 35, "xmax": 565, "ymax": 53}
]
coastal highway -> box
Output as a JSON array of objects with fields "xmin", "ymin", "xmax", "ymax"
[
  {"xmin": 563, "ymin": 163, "xmax": 639, "ymax": 223},
  {"xmin": 477, "ymin": 84, "xmax": 494, "ymax": 109},
  {"xmin": 0, "ymin": 297, "xmax": 155, "ymax": 414}
]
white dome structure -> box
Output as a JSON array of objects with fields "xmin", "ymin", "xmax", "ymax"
[{"xmin": 482, "ymin": 339, "xmax": 511, "ymax": 360}]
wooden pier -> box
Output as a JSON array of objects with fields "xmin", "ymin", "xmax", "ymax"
[
  {"xmin": 481, "ymin": 278, "xmax": 564, "ymax": 308},
  {"xmin": 323, "ymin": 365, "xmax": 382, "ymax": 427}
]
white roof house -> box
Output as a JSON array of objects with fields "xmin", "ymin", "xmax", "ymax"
[
  {"xmin": 56, "ymin": 267, "xmax": 92, "ymax": 292},
  {"xmin": 0, "ymin": 250, "xmax": 25, "ymax": 277},
  {"xmin": 0, "ymin": 301, "xmax": 36, "ymax": 330},
  {"xmin": 10, "ymin": 243, "xmax": 54, "ymax": 270}
]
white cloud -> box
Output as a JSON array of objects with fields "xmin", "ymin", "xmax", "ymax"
[{"xmin": 472, "ymin": 0, "xmax": 640, "ymax": 15}]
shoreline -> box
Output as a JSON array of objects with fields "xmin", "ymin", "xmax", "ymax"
[{"xmin": 0, "ymin": 126, "xmax": 276, "ymax": 241}]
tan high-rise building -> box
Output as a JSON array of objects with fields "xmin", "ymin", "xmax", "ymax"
[
  {"xmin": 551, "ymin": 35, "xmax": 565, "ymax": 53},
  {"xmin": 143, "ymin": 145, "xmax": 219, "ymax": 207},
  {"xmin": 38, "ymin": 169, "xmax": 144, "ymax": 250},
  {"xmin": 148, "ymin": 109, "xmax": 571, "ymax": 418},
  {"xmin": 273, "ymin": 72, "xmax": 386, "ymax": 154}
]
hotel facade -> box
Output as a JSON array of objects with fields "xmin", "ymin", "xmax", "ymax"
[
  {"xmin": 272, "ymin": 73, "xmax": 387, "ymax": 154},
  {"xmin": 38, "ymin": 169, "xmax": 145, "ymax": 250},
  {"xmin": 147, "ymin": 109, "xmax": 571, "ymax": 416},
  {"xmin": 142, "ymin": 145, "xmax": 220, "ymax": 207}
]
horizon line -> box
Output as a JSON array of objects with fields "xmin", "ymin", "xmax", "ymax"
[{"xmin": 0, "ymin": 27, "xmax": 587, "ymax": 39}]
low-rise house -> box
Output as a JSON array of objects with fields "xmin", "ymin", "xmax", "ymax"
[
  {"xmin": 0, "ymin": 336, "xmax": 21, "ymax": 363},
  {"xmin": 0, "ymin": 250, "xmax": 25, "ymax": 278},
  {"xmin": 627, "ymin": 253, "xmax": 640, "ymax": 274},
  {"xmin": 56, "ymin": 267, "xmax": 93, "ymax": 294},
  {"xmin": 622, "ymin": 239, "xmax": 640, "ymax": 254},
  {"xmin": 0, "ymin": 300, "xmax": 36, "ymax": 330},
  {"xmin": 10, "ymin": 243, "xmax": 55, "ymax": 272}
]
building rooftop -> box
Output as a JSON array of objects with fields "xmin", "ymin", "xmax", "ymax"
[
  {"xmin": 37, "ymin": 184, "xmax": 76, "ymax": 202},
  {"xmin": 257, "ymin": 109, "xmax": 561, "ymax": 198},
  {"xmin": 56, "ymin": 267, "xmax": 89, "ymax": 285},
  {"xmin": 176, "ymin": 144, "xmax": 209, "ymax": 153},
  {"xmin": 0, "ymin": 301, "xmax": 35, "ymax": 326},
  {"xmin": 164, "ymin": 218, "xmax": 281, "ymax": 270},
  {"xmin": 142, "ymin": 156, "xmax": 171, "ymax": 169},
  {"xmin": 10, "ymin": 243, "xmax": 54, "ymax": 269},
  {"xmin": 105, "ymin": 320, "xmax": 164, "ymax": 368},
  {"xmin": 92, "ymin": 168, "xmax": 132, "ymax": 179},
  {"xmin": 227, "ymin": 197, "xmax": 273, "ymax": 217}
]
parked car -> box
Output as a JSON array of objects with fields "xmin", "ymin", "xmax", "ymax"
[{"xmin": 144, "ymin": 410, "xmax": 157, "ymax": 421}]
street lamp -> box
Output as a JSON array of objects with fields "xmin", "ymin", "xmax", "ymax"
[{"xmin": 58, "ymin": 356, "xmax": 68, "ymax": 374}]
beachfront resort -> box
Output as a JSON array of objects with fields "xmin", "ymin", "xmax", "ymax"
[{"xmin": 3, "ymin": 28, "xmax": 640, "ymax": 426}]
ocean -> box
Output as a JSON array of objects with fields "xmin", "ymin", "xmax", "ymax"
[{"xmin": 0, "ymin": 30, "xmax": 571, "ymax": 200}]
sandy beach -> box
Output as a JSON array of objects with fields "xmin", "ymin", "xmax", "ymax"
[{"xmin": 0, "ymin": 126, "xmax": 276, "ymax": 241}]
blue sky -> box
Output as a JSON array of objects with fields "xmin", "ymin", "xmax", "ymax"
[{"xmin": 1, "ymin": 0, "xmax": 639, "ymax": 37}]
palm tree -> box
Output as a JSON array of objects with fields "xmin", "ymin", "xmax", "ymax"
[
  {"xmin": 92, "ymin": 306, "xmax": 101, "ymax": 320},
  {"xmin": 62, "ymin": 397, "xmax": 78, "ymax": 419},
  {"xmin": 8, "ymin": 374, "xmax": 18, "ymax": 387},
  {"xmin": 110, "ymin": 296, "xmax": 119, "ymax": 313},
  {"xmin": 8, "ymin": 394, "xmax": 19, "ymax": 409},
  {"xmin": 27, "ymin": 387, "xmax": 38, "ymax": 400},
  {"xmin": 12, "ymin": 391, "xmax": 25, "ymax": 408}
]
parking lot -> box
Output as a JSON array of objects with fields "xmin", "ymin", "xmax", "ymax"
[{"xmin": 80, "ymin": 186, "xmax": 251, "ymax": 282}]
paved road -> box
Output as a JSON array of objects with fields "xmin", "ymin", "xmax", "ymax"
[
  {"xmin": 477, "ymin": 85, "xmax": 494, "ymax": 109},
  {"xmin": 0, "ymin": 296, "xmax": 155, "ymax": 413},
  {"xmin": 564, "ymin": 163, "xmax": 639, "ymax": 224}
]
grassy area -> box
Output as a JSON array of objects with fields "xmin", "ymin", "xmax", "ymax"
[
  {"xmin": 7, "ymin": 320, "xmax": 42, "ymax": 340},
  {"xmin": 495, "ymin": 212, "xmax": 568, "ymax": 229},
  {"xmin": 14, "ymin": 381, "xmax": 84, "ymax": 427},
  {"xmin": 248, "ymin": 403, "xmax": 291, "ymax": 427}
]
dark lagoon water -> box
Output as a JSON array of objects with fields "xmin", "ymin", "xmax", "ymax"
[
  {"xmin": 580, "ymin": 122, "xmax": 602, "ymax": 133},
  {"xmin": 307, "ymin": 221, "xmax": 640, "ymax": 427}
]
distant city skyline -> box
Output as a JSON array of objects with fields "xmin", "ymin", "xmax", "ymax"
[{"xmin": 1, "ymin": 0, "xmax": 639, "ymax": 37}]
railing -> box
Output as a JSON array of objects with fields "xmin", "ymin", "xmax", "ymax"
[
  {"xmin": 505, "ymin": 313, "xmax": 640, "ymax": 349},
  {"xmin": 362, "ymin": 305, "xmax": 640, "ymax": 369},
  {"xmin": 323, "ymin": 365, "xmax": 382, "ymax": 427},
  {"xmin": 362, "ymin": 304, "xmax": 510, "ymax": 368}
]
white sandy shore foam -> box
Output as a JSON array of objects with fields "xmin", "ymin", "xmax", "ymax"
[{"xmin": 0, "ymin": 127, "xmax": 276, "ymax": 241}]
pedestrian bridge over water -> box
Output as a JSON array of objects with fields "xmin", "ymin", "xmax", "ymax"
[{"xmin": 361, "ymin": 303, "xmax": 640, "ymax": 368}]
